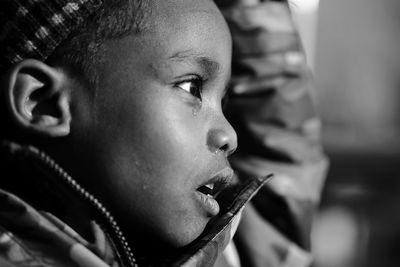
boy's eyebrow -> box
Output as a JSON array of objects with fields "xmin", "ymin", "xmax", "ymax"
[{"xmin": 168, "ymin": 51, "xmax": 221, "ymax": 77}]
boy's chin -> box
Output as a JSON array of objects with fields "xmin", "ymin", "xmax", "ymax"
[
  {"xmin": 136, "ymin": 220, "xmax": 207, "ymax": 262},
  {"xmin": 165, "ymin": 220, "xmax": 209, "ymax": 248}
]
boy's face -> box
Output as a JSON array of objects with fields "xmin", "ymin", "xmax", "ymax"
[{"xmin": 70, "ymin": 0, "xmax": 236, "ymax": 251}]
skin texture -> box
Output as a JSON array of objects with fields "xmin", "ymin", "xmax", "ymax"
[{"xmin": 53, "ymin": 0, "xmax": 236, "ymax": 260}]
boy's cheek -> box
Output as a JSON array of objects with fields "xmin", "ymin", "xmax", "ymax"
[
  {"xmin": 128, "ymin": 187, "xmax": 211, "ymax": 247},
  {"xmin": 100, "ymin": 143, "xmax": 214, "ymax": 246}
]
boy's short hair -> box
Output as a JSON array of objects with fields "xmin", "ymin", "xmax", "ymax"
[{"xmin": 0, "ymin": 0, "xmax": 148, "ymax": 88}]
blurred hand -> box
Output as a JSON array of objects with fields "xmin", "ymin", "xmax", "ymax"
[
  {"xmin": 223, "ymin": 1, "xmax": 320, "ymax": 165},
  {"xmin": 221, "ymin": 0, "xmax": 328, "ymax": 253}
]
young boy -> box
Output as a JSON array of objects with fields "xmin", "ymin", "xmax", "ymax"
[
  {"xmin": 0, "ymin": 0, "xmax": 275, "ymax": 266},
  {"xmin": 0, "ymin": 0, "xmax": 327, "ymax": 266}
]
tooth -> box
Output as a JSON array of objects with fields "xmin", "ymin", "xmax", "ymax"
[{"xmin": 205, "ymin": 183, "xmax": 214, "ymax": 190}]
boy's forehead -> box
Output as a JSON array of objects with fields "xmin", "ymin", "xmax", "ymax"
[
  {"xmin": 113, "ymin": 0, "xmax": 229, "ymax": 60},
  {"xmin": 149, "ymin": 0, "xmax": 221, "ymax": 27},
  {"xmin": 152, "ymin": 0, "xmax": 216, "ymax": 12},
  {"xmin": 145, "ymin": 0, "xmax": 229, "ymax": 48}
]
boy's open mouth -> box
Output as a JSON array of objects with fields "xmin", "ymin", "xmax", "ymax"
[
  {"xmin": 197, "ymin": 179, "xmax": 229, "ymax": 199},
  {"xmin": 195, "ymin": 168, "xmax": 234, "ymax": 216}
]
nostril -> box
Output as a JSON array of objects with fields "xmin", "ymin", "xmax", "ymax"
[
  {"xmin": 220, "ymin": 144, "xmax": 229, "ymax": 153},
  {"xmin": 220, "ymin": 142, "xmax": 237, "ymax": 156}
]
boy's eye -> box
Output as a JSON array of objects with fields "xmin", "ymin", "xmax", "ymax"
[{"xmin": 176, "ymin": 78, "xmax": 203, "ymax": 100}]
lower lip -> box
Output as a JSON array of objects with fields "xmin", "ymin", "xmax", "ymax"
[{"xmin": 196, "ymin": 191, "xmax": 220, "ymax": 216}]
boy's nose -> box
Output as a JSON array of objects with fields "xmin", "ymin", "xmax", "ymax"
[{"xmin": 207, "ymin": 116, "xmax": 238, "ymax": 156}]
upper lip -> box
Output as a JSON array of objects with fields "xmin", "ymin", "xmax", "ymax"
[{"xmin": 196, "ymin": 167, "xmax": 234, "ymax": 198}]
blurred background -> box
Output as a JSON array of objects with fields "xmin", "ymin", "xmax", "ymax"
[{"xmin": 289, "ymin": 0, "xmax": 400, "ymax": 266}]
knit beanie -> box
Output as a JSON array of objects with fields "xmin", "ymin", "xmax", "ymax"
[{"xmin": 0, "ymin": 0, "xmax": 103, "ymax": 72}]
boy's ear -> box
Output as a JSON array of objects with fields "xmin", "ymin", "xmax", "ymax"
[{"xmin": 4, "ymin": 59, "xmax": 71, "ymax": 137}]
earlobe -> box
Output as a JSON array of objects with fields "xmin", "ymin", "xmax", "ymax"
[{"xmin": 4, "ymin": 59, "xmax": 71, "ymax": 137}]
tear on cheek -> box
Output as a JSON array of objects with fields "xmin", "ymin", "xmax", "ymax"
[{"xmin": 191, "ymin": 100, "xmax": 202, "ymax": 116}]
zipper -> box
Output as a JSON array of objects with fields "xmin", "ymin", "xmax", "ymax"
[{"xmin": 20, "ymin": 144, "xmax": 138, "ymax": 267}]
